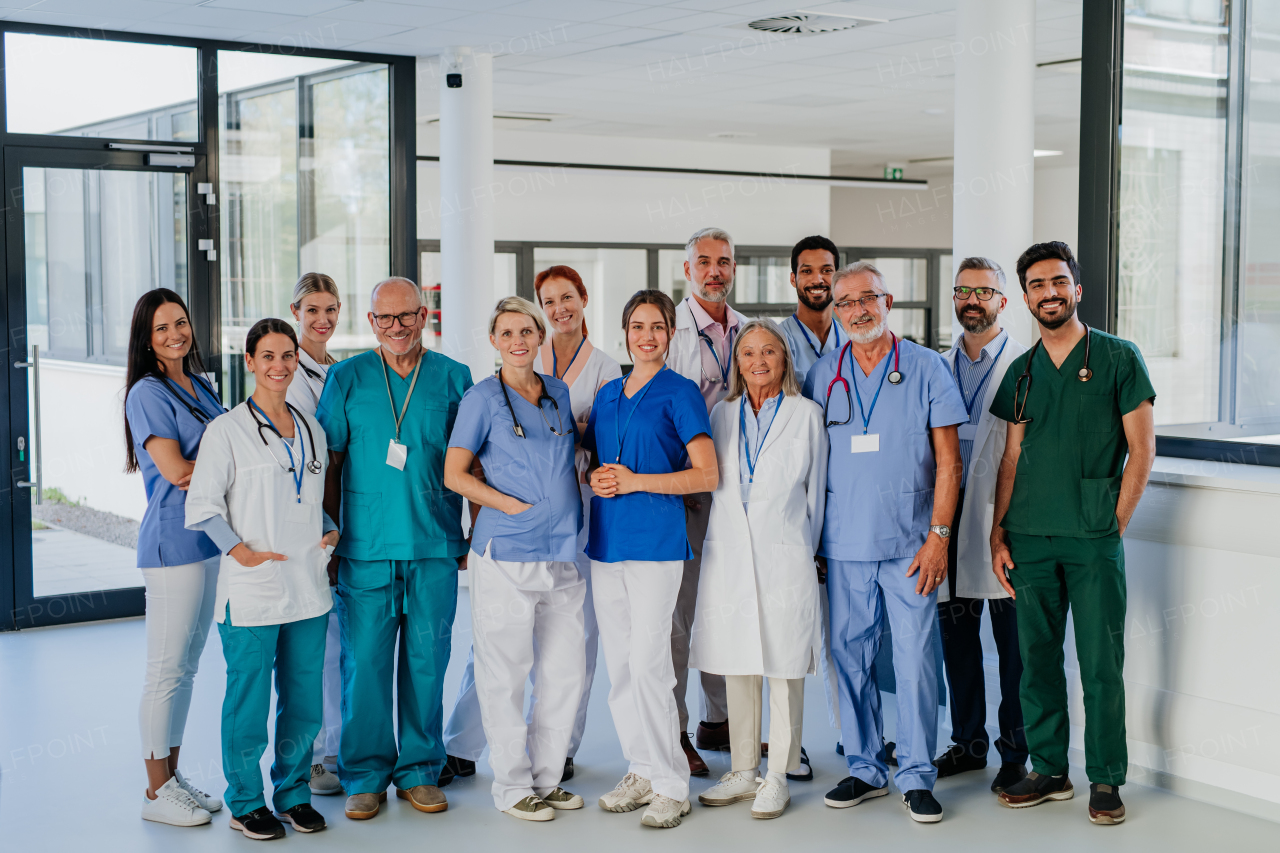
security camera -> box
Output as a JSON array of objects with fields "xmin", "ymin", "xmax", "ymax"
[{"xmin": 446, "ymin": 73, "xmax": 462, "ymax": 88}]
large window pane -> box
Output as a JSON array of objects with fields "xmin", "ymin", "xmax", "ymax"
[
  {"xmin": 533, "ymin": 248, "xmax": 647, "ymax": 364},
  {"xmin": 736, "ymin": 256, "xmax": 792, "ymax": 305}
]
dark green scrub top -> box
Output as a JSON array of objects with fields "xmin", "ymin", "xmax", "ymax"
[{"xmin": 990, "ymin": 328, "xmax": 1155, "ymax": 538}]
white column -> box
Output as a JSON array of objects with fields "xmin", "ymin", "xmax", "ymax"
[
  {"xmin": 952, "ymin": 0, "xmax": 1036, "ymax": 346},
  {"xmin": 440, "ymin": 47, "xmax": 495, "ymax": 383}
]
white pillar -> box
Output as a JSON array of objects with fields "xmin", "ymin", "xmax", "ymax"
[
  {"xmin": 440, "ymin": 47, "xmax": 494, "ymax": 383},
  {"xmin": 952, "ymin": 0, "xmax": 1036, "ymax": 346}
]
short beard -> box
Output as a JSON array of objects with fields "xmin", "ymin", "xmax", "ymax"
[
  {"xmin": 798, "ymin": 285, "xmax": 832, "ymax": 312},
  {"xmin": 958, "ymin": 307, "xmax": 996, "ymax": 334},
  {"xmin": 1032, "ymin": 298, "xmax": 1076, "ymax": 330},
  {"xmin": 695, "ymin": 280, "xmax": 731, "ymax": 303},
  {"xmin": 848, "ymin": 316, "xmax": 885, "ymax": 344}
]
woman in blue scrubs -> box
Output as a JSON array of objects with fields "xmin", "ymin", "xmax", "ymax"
[
  {"xmin": 443, "ymin": 296, "xmax": 586, "ymax": 823},
  {"xmin": 584, "ymin": 290, "xmax": 718, "ymax": 829},
  {"xmin": 124, "ymin": 288, "xmax": 226, "ymax": 827}
]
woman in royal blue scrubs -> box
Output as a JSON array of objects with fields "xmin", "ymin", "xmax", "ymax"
[
  {"xmin": 123, "ymin": 288, "xmax": 226, "ymax": 827},
  {"xmin": 584, "ymin": 290, "xmax": 718, "ymax": 830}
]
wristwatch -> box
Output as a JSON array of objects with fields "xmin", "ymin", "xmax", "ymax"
[{"xmin": 929, "ymin": 524, "xmax": 951, "ymax": 539}]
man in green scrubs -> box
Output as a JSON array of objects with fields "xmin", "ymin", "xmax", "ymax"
[
  {"xmin": 987, "ymin": 242, "xmax": 1155, "ymax": 826},
  {"xmin": 318, "ymin": 277, "xmax": 473, "ymax": 821}
]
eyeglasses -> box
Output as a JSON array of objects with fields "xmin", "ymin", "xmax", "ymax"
[
  {"xmin": 833, "ymin": 293, "xmax": 887, "ymax": 311},
  {"xmin": 372, "ymin": 310, "xmax": 423, "ymax": 329},
  {"xmin": 953, "ymin": 286, "xmax": 1002, "ymax": 302}
]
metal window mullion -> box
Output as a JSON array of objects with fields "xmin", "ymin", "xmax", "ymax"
[{"xmin": 1219, "ymin": 0, "xmax": 1250, "ymax": 425}]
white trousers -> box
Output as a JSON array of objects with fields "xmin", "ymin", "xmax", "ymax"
[
  {"xmin": 312, "ymin": 610, "xmax": 342, "ymax": 763},
  {"xmin": 592, "ymin": 559, "xmax": 690, "ymax": 802},
  {"xmin": 138, "ymin": 556, "xmax": 219, "ymax": 759},
  {"xmin": 725, "ymin": 675, "xmax": 805, "ymax": 776},
  {"xmin": 470, "ymin": 548, "xmax": 586, "ymax": 811},
  {"xmin": 819, "ymin": 582, "xmax": 842, "ymax": 729}
]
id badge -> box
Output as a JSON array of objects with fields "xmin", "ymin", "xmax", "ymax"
[
  {"xmin": 386, "ymin": 439, "xmax": 408, "ymax": 471},
  {"xmin": 957, "ymin": 423, "xmax": 978, "ymax": 441},
  {"xmin": 740, "ymin": 483, "xmax": 755, "ymax": 502},
  {"xmin": 285, "ymin": 502, "xmax": 311, "ymax": 525},
  {"xmin": 850, "ymin": 433, "xmax": 880, "ymax": 453}
]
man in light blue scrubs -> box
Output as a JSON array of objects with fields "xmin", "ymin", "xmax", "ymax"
[
  {"xmin": 803, "ymin": 262, "xmax": 966, "ymax": 824},
  {"xmin": 317, "ymin": 277, "xmax": 473, "ymax": 821},
  {"xmin": 778, "ymin": 234, "xmax": 843, "ymax": 383}
]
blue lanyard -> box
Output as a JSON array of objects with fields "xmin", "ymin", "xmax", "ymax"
[
  {"xmin": 791, "ymin": 314, "xmax": 841, "ymax": 360},
  {"xmin": 249, "ymin": 399, "xmax": 305, "ymax": 502},
  {"xmin": 613, "ymin": 366, "xmax": 665, "ymax": 464},
  {"xmin": 952, "ymin": 335, "xmax": 1009, "ymax": 420},
  {"xmin": 553, "ymin": 336, "xmax": 587, "ymax": 379},
  {"xmin": 698, "ymin": 327, "xmax": 734, "ymax": 388},
  {"xmin": 739, "ymin": 396, "xmax": 777, "ymax": 483},
  {"xmin": 845, "ymin": 336, "xmax": 897, "ymax": 436}
]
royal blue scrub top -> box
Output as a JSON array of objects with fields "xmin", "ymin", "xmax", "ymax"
[
  {"xmin": 449, "ymin": 374, "xmax": 582, "ymax": 562},
  {"xmin": 802, "ymin": 338, "xmax": 967, "ymax": 563},
  {"xmin": 125, "ymin": 374, "xmax": 225, "ymax": 568},
  {"xmin": 583, "ymin": 368, "xmax": 711, "ymax": 563}
]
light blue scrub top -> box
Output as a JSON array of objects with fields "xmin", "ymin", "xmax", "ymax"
[
  {"xmin": 449, "ymin": 374, "xmax": 582, "ymax": 562},
  {"xmin": 780, "ymin": 313, "xmax": 843, "ymax": 382},
  {"xmin": 583, "ymin": 368, "xmax": 711, "ymax": 564},
  {"xmin": 125, "ymin": 374, "xmax": 226, "ymax": 568},
  {"xmin": 316, "ymin": 348, "xmax": 473, "ymax": 566},
  {"xmin": 739, "ymin": 393, "xmax": 782, "ymax": 502},
  {"xmin": 802, "ymin": 338, "xmax": 967, "ymax": 563}
]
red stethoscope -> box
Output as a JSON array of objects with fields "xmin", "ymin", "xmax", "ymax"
[{"xmin": 823, "ymin": 333, "xmax": 902, "ymax": 427}]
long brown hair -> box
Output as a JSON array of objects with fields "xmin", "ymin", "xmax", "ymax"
[
  {"xmin": 534, "ymin": 265, "xmax": 589, "ymax": 336},
  {"xmin": 620, "ymin": 289, "xmax": 676, "ymax": 363}
]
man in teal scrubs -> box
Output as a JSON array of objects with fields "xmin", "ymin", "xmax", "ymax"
[{"xmin": 318, "ymin": 277, "xmax": 473, "ymax": 821}]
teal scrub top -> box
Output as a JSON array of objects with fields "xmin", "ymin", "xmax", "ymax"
[
  {"xmin": 316, "ymin": 348, "xmax": 473, "ymax": 562},
  {"xmin": 989, "ymin": 328, "xmax": 1155, "ymax": 538}
]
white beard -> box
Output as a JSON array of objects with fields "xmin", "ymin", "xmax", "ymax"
[
  {"xmin": 848, "ymin": 317, "xmax": 886, "ymax": 344},
  {"xmin": 695, "ymin": 281, "xmax": 731, "ymax": 303}
]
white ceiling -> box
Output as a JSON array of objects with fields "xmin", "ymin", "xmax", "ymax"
[{"xmin": 0, "ymin": 0, "xmax": 1083, "ymax": 176}]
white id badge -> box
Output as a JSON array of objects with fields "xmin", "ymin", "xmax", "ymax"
[
  {"xmin": 285, "ymin": 502, "xmax": 311, "ymax": 525},
  {"xmin": 386, "ymin": 439, "xmax": 408, "ymax": 471},
  {"xmin": 850, "ymin": 433, "xmax": 880, "ymax": 453},
  {"xmin": 957, "ymin": 423, "xmax": 978, "ymax": 441}
]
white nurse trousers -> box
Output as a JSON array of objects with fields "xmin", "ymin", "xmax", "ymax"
[
  {"xmin": 470, "ymin": 547, "xmax": 586, "ymax": 811},
  {"xmin": 591, "ymin": 559, "xmax": 690, "ymax": 802},
  {"xmin": 138, "ymin": 556, "xmax": 219, "ymax": 759}
]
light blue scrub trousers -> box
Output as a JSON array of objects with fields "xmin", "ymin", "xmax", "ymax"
[
  {"xmin": 828, "ymin": 555, "xmax": 939, "ymax": 793},
  {"xmin": 336, "ymin": 557, "xmax": 458, "ymax": 794},
  {"xmin": 218, "ymin": 609, "xmax": 328, "ymax": 817}
]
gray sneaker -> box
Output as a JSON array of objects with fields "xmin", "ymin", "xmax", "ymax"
[{"xmin": 310, "ymin": 763, "xmax": 343, "ymax": 795}]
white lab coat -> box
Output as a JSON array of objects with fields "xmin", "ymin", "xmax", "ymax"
[
  {"xmin": 285, "ymin": 348, "xmax": 330, "ymax": 415},
  {"xmin": 666, "ymin": 296, "xmax": 749, "ymax": 401},
  {"xmin": 185, "ymin": 403, "xmax": 333, "ymax": 627},
  {"xmin": 939, "ymin": 334, "xmax": 1027, "ymax": 602},
  {"xmin": 689, "ymin": 393, "xmax": 829, "ymax": 678}
]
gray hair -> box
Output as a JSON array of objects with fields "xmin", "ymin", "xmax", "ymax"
[
  {"xmin": 832, "ymin": 261, "xmax": 886, "ymax": 293},
  {"xmin": 488, "ymin": 295, "xmax": 547, "ymax": 339},
  {"xmin": 955, "ymin": 256, "xmax": 1007, "ymax": 289},
  {"xmin": 686, "ymin": 227, "xmax": 735, "ymax": 258},
  {"xmin": 725, "ymin": 318, "xmax": 802, "ymax": 402},
  {"xmin": 370, "ymin": 276, "xmax": 423, "ymax": 309}
]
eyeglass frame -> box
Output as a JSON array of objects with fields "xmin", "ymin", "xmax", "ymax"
[
  {"xmin": 833, "ymin": 293, "xmax": 889, "ymax": 312},
  {"xmin": 952, "ymin": 285, "xmax": 1003, "ymax": 302},
  {"xmin": 370, "ymin": 308, "xmax": 426, "ymax": 329}
]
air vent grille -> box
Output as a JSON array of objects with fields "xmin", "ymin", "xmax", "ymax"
[{"xmin": 747, "ymin": 13, "xmax": 878, "ymax": 35}]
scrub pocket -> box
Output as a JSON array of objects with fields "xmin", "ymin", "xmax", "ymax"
[
  {"xmin": 491, "ymin": 497, "xmax": 551, "ymax": 556},
  {"xmin": 1079, "ymin": 475, "xmax": 1123, "ymax": 534},
  {"xmin": 340, "ymin": 491, "xmax": 382, "ymax": 548},
  {"xmin": 1078, "ymin": 393, "xmax": 1118, "ymax": 433}
]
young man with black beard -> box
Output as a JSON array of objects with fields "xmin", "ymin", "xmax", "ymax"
[{"xmin": 779, "ymin": 235, "xmax": 843, "ymax": 384}]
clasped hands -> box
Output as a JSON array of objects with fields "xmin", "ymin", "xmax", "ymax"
[{"xmin": 590, "ymin": 463, "xmax": 640, "ymax": 498}]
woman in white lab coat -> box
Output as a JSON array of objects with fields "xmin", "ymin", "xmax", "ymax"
[
  {"xmin": 689, "ymin": 318, "xmax": 828, "ymax": 820},
  {"xmin": 185, "ymin": 318, "xmax": 337, "ymax": 840}
]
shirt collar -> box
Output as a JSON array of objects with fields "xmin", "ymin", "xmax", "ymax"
[
  {"xmin": 686, "ymin": 295, "xmax": 740, "ymax": 334},
  {"xmin": 956, "ymin": 328, "xmax": 1008, "ymax": 366}
]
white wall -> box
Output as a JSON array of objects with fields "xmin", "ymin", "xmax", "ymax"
[
  {"xmin": 830, "ymin": 179, "xmax": 954, "ymax": 249},
  {"xmin": 1032, "ymin": 165, "xmax": 1079, "ymax": 249}
]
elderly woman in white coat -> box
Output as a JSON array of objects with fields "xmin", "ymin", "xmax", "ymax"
[{"xmin": 689, "ymin": 318, "xmax": 828, "ymax": 820}]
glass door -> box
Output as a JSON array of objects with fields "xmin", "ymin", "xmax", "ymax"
[{"xmin": 3, "ymin": 146, "xmax": 205, "ymax": 629}]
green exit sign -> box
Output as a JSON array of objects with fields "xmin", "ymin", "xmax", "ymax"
[{"xmin": 884, "ymin": 167, "xmax": 904, "ymax": 180}]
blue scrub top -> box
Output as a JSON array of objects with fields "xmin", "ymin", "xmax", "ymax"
[
  {"xmin": 317, "ymin": 348, "xmax": 472, "ymax": 563},
  {"xmin": 125, "ymin": 374, "xmax": 225, "ymax": 568},
  {"xmin": 802, "ymin": 338, "xmax": 967, "ymax": 562},
  {"xmin": 449, "ymin": 374, "xmax": 582, "ymax": 562},
  {"xmin": 583, "ymin": 368, "xmax": 711, "ymax": 563}
]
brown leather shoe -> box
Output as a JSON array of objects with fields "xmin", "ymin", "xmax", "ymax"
[
  {"xmin": 397, "ymin": 784, "xmax": 448, "ymax": 813},
  {"xmin": 695, "ymin": 721, "xmax": 730, "ymax": 751},
  {"xmin": 344, "ymin": 791, "xmax": 387, "ymax": 820},
  {"xmin": 681, "ymin": 732, "xmax": 708, "ymax": 776}
]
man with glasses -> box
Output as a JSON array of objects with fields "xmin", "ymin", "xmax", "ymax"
[
  {"xmin": 802, "ymin": 262, "xmax": 966, "ymax": 824},
  {"xmin": 989, "ymin": 242, "xmax": 1155, "ymax": 825},
  {"xmin": 317, "ymin": 277, "xmax": 474, "ymax": 821},
  {"xmin": 935, "ymin": 258, "xmax": 1029, "ymax": 793}
]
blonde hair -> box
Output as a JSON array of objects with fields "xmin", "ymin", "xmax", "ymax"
[
  {"xmin": 725, "ymin": 318, "xmax": 802, "ymax": 402},
  {"xmin": 291, "ymin": 272, "xmax": 340, "ymax": 309},
  {"xmin": 489, "ymin": 296, "xmax": 547, "ymax": 339}
]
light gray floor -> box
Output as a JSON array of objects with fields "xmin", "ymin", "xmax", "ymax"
[
  {"xmin": 30, "ymin": 526, "xmax": 142, "ymax": 597},
  {"xmin": 1, "ymin": 589, "xmax": 1274, "ymax": 852}
]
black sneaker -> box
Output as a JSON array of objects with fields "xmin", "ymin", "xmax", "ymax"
[
  {"xmin": 903, "ymin": 789, "xmax": 943, "ymax": 823},
  {"xmin": 230, "ymin": 807, "xmax": 286, "ymax": 840},
  {"xmin": 997, "ymin": 771, "xmax": 1074, "ymax": 808},
  {"xmin": 836, "ymin": 741, "xmax": 844, "ymax": 756},
  {"xmin": 823, "ymin": 776, "xmax": 889, "ymax": 808},
  {"xmin": 276, "ymin": 803, "xmax": 326, "ymax": 833},
  {"xmin": 786, "ymin": 747, "xmax": 812, "ymax": 782},
  {"xmin": 1088, "ymin": 783, "xmax": 1126, "ymax": 825},
  {"xmin": 439, "ymin": 755, "xmax": 475, "ymax": 788},
  {"xmin": 933, "ymin": 743, "xmax": 988, "ymax": 778},
  {"xmin": 885, "ymin": 740, "xmax": 898, "ymax": 766},
  {"xmin": 991, "ymin": 762, "xmax": 1028, "ymax": 794},
  {"xmin": 560, "ymin": 757, "xmax": 574, "ymax": 783}
]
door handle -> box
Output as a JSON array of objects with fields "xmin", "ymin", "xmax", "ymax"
[{"xmin": 14, "ymin": 344, "xmax": 41, "ymax": 505}]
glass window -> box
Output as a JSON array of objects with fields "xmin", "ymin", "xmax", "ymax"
[
  {"xmin": 418, "ymin": 250, "xmax": 517, "ymax": 356},
  {"xmin": 658, "ymin": 249, "xmax": 688, "ymax": 304},
  {"xmin": 533, "ymin": 248, "xmax": 648, "ymax": 363},
  {"xmin": 862, "ymin": 256, "xmax": 928, "ymax": 303},
  {"xmin": 735, "ymin": 256, "xmax": 792, "ymax": 305},
  {"xmin": 4, "ymin": 33, "xmax": 197, "ymax": 138}
]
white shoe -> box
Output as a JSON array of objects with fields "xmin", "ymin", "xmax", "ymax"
[
  {"xmin": 698, "ymin": 770, "xmax": 759, "ymax": 806},
  {"xmin": 174, "ymin": 769, "xmax": 222, "ymax": 813},
  {"xmin": 310, "ymin": 763, "xmax": 343, "ymax": 795},
  {"xmin": 599, "ymin": 772, "xmax": 654, "ymax": 813},
  {"xmin": 641, "ymin": 794, "xmax": 691, "ymax": 828},
  {"xmin": 141, "ymin": 778, "xmax": 212, "ymax": 827},
  {"xmin": 751, "ymin": 776, "xmax": 790, "ymax": 819}
]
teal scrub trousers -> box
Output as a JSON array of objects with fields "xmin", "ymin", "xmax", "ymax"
[
  {"xmin": 218, "ymin": 610, "xmax": 329, "ymax": 817},
  {"xmin": 336, "ymin": 557, "xmax": 459, "ymax": 795}
]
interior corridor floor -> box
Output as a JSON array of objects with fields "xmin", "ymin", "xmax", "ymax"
[{"xmin": 1, "ymin": 589, "xmax": 1273, "ymax": 852}]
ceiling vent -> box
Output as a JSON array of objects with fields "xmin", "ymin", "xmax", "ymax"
[{"xmin": 746, "ymin": 11, "xmax": 886, "ymax": 35}]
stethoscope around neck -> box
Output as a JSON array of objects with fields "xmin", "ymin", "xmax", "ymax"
[
  {"xmin": 497, "ymin": 369, "xmax": 570, "ymax": 438},
  {"xmin": 822, "ymin": 333, "xmax": 902, "ymax": 427},
  {"xmin": 245, "ymin": 399, "xmax": 322, "ymax": 475},
  {"xmin": 1011, "ymin": 323, "xmax": 1093, "ymax": 425}
]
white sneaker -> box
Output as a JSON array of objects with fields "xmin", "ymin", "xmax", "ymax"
[
  {"xmin": 174, "ymin": 769, "xmax": 222, "ymax": 813},
  {"xmin": 599, "ymin": 772, "xmax": 654, "ymax": 813},
  {"xmin": 698, "ymin": 770, "xmax": 759, "ymax": 806},
  {"xmin": 641, "ymin": 794, "xmax": 691, "ymax": 828},
  {"xmin": 310, "ymin": 763, "xmax": 343, "ymax": 795},
  {"xmin": 751, "ymin": 776, "xmax": 790, "ymax": 819},
  {"xmin": 141, "ymin": 777, "xmax": 212, "ymax": 827}
]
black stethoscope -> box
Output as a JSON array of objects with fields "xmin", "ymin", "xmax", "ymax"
[
  {"xmin": 246, "ymin": 399, "xmax": 323, "ymax": 475},
  {"xmin": 497, "ymin": 370, "xmax": 571, "ymax": 438},
  {"xmin": 823, "ymin": 333, "xmax": 902, "ymax": 428},
  {"xmin": 159, "ymin": 373, "xmax": 225, "ymax": 425},
  {"xmin": 1012, "ymin": 324, "xmax": 1092, "ymax": 425}
]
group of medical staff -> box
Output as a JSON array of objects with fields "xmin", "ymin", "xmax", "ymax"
[{"xmin": 124, "ymin": 227, "xmax": 1155, "ymax": 839}]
